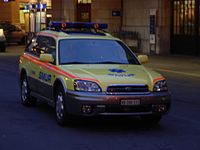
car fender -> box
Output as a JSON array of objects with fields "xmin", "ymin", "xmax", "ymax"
[{"xmin": 53, "ymin": 77, "xmax": 68, "ymax": 95}]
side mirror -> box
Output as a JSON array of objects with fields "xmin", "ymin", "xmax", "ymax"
[
  {"xmin": 137, "ymin": 55, "xmax": 149, "ymax": 64},
  {"xmin": 40, "ymin": 54, "xmax": 54, "ymax": 63}
]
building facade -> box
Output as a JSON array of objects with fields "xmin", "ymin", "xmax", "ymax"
[
  {"xmin": 171, "ymin": 0, "xmax": 200, "ymax": 55},
  {"xmin": 51, "ymin": 0, "xmax": 171, "ymax": 54},
  {"xmin": 0, "ymin": 0, "xmax": 51, "ymax": 31},
  {"xmin": 0, "ymin": 0, "xmax": 199, "ymax": 55}
]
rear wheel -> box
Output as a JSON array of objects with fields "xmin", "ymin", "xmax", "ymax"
[
  {"xmin": 140, "ymin": 114, "xmax": 162, "ymax": 125},
  {"xmin": 55, "ymin": 86, "xmax": 72, "ymax": 126},
  {"xmin": 21, "ymin": 74, "xmax": 37, "ymax": 106}
]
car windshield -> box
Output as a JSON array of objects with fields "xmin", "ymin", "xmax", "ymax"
[{"xmin": 59, "ymin": 39, "xmax": 140, "ymax": 65}]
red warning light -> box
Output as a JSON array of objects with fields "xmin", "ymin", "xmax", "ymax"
[
  {"xmin": 50, "ymin": 22, "xmax": 108, "ymax": 30},
  {"xmin": 94, "ymin": 23, "xmax": 99, "ymax": 29},
  {"xmin": 61, "ymin": 23, "xmax": 67, "ymax": 28}
]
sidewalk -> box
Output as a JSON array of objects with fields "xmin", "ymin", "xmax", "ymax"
[
  {"xmin": 144, "ymin": 54, "xmax": 200, "ymax": 78},
  {"xmin": 0, "ymin": 45, "xmax": 25, "ymax": 56}
]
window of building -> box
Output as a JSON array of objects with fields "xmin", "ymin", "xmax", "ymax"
[
  {"xmin": 77, "ymin": 0, "xmax": 91, "ymax": 22},
  {"xmin": 173, "ymin": 0, "xmax": 196, "ymax": 35},
  {"xmin": 45, "ymin": 0, "xmax": 52, "ymax": 8},
  {"xmin": 19, "ymin": 3, "xmax": 28, "ymax": 24}
]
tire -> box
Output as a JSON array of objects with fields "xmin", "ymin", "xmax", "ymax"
[
  {"xmin": 21, "ymin": 74, "xmax": 37, "ymax": 106},
  {"xmin": 140, "ymin": 114, "xmax": 162, "ymax": 125},
  {"xmin": 55, "ymin": 86, "xmax": 72, "ymax": 126}
]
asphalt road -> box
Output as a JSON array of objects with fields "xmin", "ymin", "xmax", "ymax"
[{"xmin": 0, "ymin": 47, "xmax": 200, "ymax": 150}]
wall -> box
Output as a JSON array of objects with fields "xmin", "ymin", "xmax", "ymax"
[
  {"xmin": 52, "ymin": 0, "xmax": 76, "ymax": 21},
  {"xmin": 91, "ymin": 0, "xmax": 122, "ymax": 31},
  {"xmin": 122, "ymin": 0, "xmax": 170, "ymax": 54},
  {"xmin": 52, "ymin": 0, "xmax": 62, "ymax": 21},
  {"xmin": 159, "ymin": 0, "xmax": 171, "ymax": 54},
  {"xmin": 0, "ymin": 1, "xmax": 20, "ymax": 24},
  {"xmin": 62, "ymin": 0, "xmax": 76, "ymax": 22}
]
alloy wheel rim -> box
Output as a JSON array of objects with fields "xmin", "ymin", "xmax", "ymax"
[
  {"xmin": 21, "ymin": 79, "xmax": 28, "ymax": 102},
  {"xmin": 56, "ymin": 92, "xmax": 64, "ymax": 120}
]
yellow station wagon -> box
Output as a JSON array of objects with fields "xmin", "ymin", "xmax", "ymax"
[{"xmin": 19, "ymin": 22, "xmax": 171, "ymax": 125}]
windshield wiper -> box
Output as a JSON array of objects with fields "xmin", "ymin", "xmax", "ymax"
[
  {"xmin": 61, "ymin": 61, "xmax": 128, "ymax": 65},
  {"xmin": 95, "ymin": 61, "xmax": 128, "ymax": 64},
  {"xmin": 61, "ymin": 62, "xmax": 88, "ymax": 65}
]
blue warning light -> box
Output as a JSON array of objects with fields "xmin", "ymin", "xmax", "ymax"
[{"xmin": 49, "ymin": 22, "xmax": 108, "ymax": 30}]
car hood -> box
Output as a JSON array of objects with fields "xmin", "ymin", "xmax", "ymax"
[{"xmin": 60, "ymin": 64, "xmax": 162, "ymax": 91}]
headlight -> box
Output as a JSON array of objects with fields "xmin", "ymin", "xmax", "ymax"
[
  {"xmin": 153, "ymin": 80, "xmax": 168, "ymax": 92},
  {"xmin": 74, "ymin": 80, "xmax": 102, "ymax": 92}
]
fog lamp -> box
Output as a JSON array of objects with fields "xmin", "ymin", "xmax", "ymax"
[
  {"xmin": 153, "ymin": 104, "xmax": 167, "ymax": 113},
  {"xmin": 158, "ymin": 105, "xmax": 167, "ymax": 113},
  {"xmin": 81, "ymin": 105, "xmax": 92, "ymax": 114}
]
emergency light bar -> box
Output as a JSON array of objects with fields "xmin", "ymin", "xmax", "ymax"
[{"xmin": 49, "ymin": 22, "xmax": 108, "ymax": 30}]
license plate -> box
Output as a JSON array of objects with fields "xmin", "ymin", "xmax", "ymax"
[{"xmin": 120, "ymin": 99, "xmax": 141, "ymax": 106}]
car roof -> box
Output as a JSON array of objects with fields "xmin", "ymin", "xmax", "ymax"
[
  {"xmin": 38, "ymin": 29, "xmax": 119, "ymax": 41},
  {"xmin": 37, "ymin": 22, "xmax": 120, "ymax": 41}
]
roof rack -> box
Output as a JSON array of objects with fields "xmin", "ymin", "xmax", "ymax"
[{"xmin": 46, "ymin": 21, "xmax": 109, "ymax": 36}]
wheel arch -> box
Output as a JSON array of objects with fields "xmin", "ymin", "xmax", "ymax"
[
  {"xmin": 20, "ymin": 68, "xmax": 27, "ymax": 82},
  {"xmin": 53, "ymin": 78, "xmax": 67, "ymax": 100}
]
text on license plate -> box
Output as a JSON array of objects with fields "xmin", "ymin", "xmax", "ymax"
[{"xmin": 120, "ymin": 99, "xmax": 141, "ymax": 106}]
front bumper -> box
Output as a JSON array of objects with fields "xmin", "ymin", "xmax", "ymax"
[{"xmin": 65, "ymin": 91, "xmax": 171, "ymax": 116}]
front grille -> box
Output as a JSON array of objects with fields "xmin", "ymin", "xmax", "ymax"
[{"xmin": 107, "ymin": 85, "xmax": 149, "ymax": 94}]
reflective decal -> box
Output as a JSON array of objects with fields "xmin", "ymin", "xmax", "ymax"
[
  {"xmin": 108, "ymin": 73, "xmax": 135, "ymax": 77},
  {"xmin": 39, "ymin": 72, "xmax": 52, "ymax": 83},
  {"xmin": 21, "ymin": 54, "xmax": 99, "ymax": 83},
  {"xmin": 108, "ymin": 69, "xmax": 135, "ymax": 77},
  {"xmin": 109, "ymin": 69, "xmax": 126, "ymax": 73},
  {"xmin": 31, "ymin": 70, "xmax": 36, "ymax": 75}
]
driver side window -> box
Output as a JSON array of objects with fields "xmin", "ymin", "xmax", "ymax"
[
  {"xmin": 26, "ymin": 35, "xmax": 56, "ymax": 64},
  {"xmin": 25, "ymin": 36, "xmax": 40, "ymax": 57}
]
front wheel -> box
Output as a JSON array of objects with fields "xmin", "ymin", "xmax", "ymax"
[
  {"xmin": 21, "ymin": 75, "xmax": 36, "ymax": 106},
  {"xmin": 55, "ymin": 86, "xmax": 72, "ymax": 126}
]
